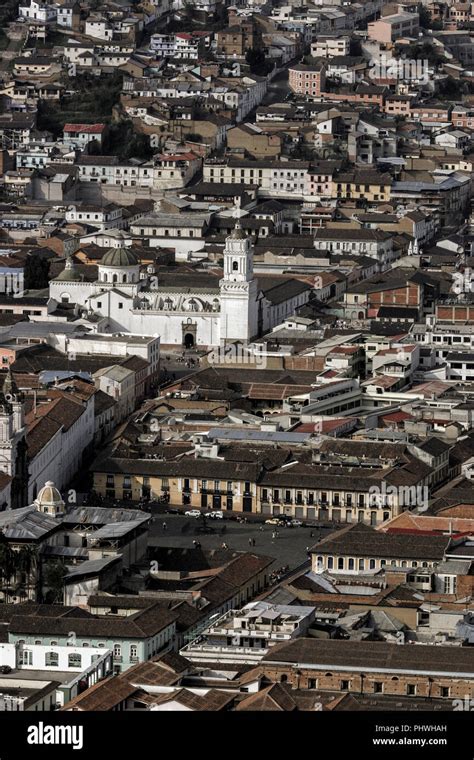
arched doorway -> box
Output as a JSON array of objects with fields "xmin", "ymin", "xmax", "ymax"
[
  {"xmin": 184, "ymin": 333, "xmax": 195, "ymax": 349},
  {"xmin": 182, "ymin": 319, "xmax": 197, "ymax": 348}
]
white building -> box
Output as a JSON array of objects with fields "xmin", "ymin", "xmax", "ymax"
[
  {"xmin": 93, "ymin": 365, "xmax": 136, "ymax": 422},
  {"xmin": 311, "ymin": 36, "xmax": 350, "ymax": 58},
  {"xmin": 0, "ymin": 642, "xmax": 112, "ymax": 708},
  {"xmin": 65, "ymin": 203, "xmax": 122, "ymax": 231},
  {"xmin": 180, "ymin": 602, "xmax": 316, "ymax": 664},
  {"xmin": 48, "ymin": 221, "xmax": 309, "ymax": 347},
  {"xmin": 27, "ymin": 391, "xmax": 95, "ymax": 502},
  {"xmin": 18, "ymin": 0, "xmax": 57, "ymax": 23}
]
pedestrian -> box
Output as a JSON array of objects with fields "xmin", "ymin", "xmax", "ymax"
[
  {"xmin": 162, "ymin": 521, "xmax": 167, "ymax": 531},
  {"xmin": 272, "ymin": 531, "xmax": 276, "ymax": 540},
  {"xmin": 259, "ymin": 525, "xmax": 264, "ymax": 532},
  {"xmin": 310, "ymin": 531, "xmax": 314, "ymax": 538},
  {"xmin": 252, "ymin": 538, "xmax": 256, "ymax": 547},
  {"xmin": 248, "ymin": 538, "xmax": 252, "ymax": 546},
  {"xmin": 192, "ymin": 539, "xmax": 197, "ymax": 548}
]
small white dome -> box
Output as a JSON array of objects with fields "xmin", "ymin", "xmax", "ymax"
[{"xmin": 34, "ymin": 481, "xmax": 65, "ymax": 516}]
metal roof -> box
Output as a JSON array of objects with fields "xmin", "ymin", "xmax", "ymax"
[{"xmin": 205, "ymin": 428, "xmax": 311, "ymax": 443}]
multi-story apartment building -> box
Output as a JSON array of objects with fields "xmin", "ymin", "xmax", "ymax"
[
  {"xmin": 331, "ymin": 171, "xmax": 392, "ymax": 202},
  {"xmin": 288, "ymin": 62, "xmax": 327, "ymax": 97},
  {"xmin": 310, "ymin": 35, "xmax": 350, "ymax": 58},
  {"xmin": 312, "ymin": 228, "xmax": 395, "ymax": 266},
  {"xmin": 203, "ymin": 158, "xmax": 310, "ymax": 199},
  {"xmin": 368, "ymin": 12, "xmax": 420, "ymax": 42}
]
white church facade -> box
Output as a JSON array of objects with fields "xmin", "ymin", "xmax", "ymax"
[{"xmin": 49, "ymin": 224, "xmax": 311, "ymax": 348}]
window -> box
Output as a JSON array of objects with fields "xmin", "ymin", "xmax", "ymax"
[
  {"xmin": 113, "ymin": 644, "xmax": 121, "ymax": 658},
  {"xmin": 374, "ymin": 682, "xmax": 383, "ymax": 693},
  {"xmin": 68, "ymin": 653, "xmax": 82, "ymax": 668},
  {"xmin": 130, "ymin": 644, "xmax": 138, "ymax": 659},
  {"xmin": 327, "ymin": 556, "xmax": 334, "ymax": 570},
  {"xmin": 45, "ymin": 651, "xmax": 59, "ymax": 667},
  {"xmin": 407, "ymin": 684, "xmax": 417, "ymax": 696},
  {"xmin": 19, "ymin": 649, "xmax": 33, "ymax": 666},
  {"xmin": 308, "ymin": 678, "xmax": 318, "ymax": 689},
  {"xmin": 440, "ymin": 686, "xmax": 450, "ymax": 698},
  {"xmin": 340, "ymin": 680, "xmax": 350, "ymax": 690}
]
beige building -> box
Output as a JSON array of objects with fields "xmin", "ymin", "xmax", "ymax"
[
  {"xmin": 227, "ymin": 124, "xmax": 282, "ymax": 159},
  {"xmin": 368, "ymin": 12, "xmax": 419, "ymax": 42}
]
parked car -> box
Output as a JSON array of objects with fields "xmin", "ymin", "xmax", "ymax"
[
  {"xmin": 290, "ymin": 519, "xmax": 304, "ymax": 527},
  {"xmin": 165, "ymin": 507, "xmax": 179, "ymax": 514},
  {"xmin": 205, "ymin": 510, "xmax": 224, "ymax": 519},
  {"xmin": 184, "ymin": 509, "xmax": 201, "ymax": 518},
  {"xmin": 0, "ymin": 666, "xmax": 12, "ymax": 674},
  {"xmin": 265, "ymin": 517, "xmax": 287, "ymax": 526}
]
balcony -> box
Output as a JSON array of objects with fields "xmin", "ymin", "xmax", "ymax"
[{"xmin": 201, "ymin": 488, "xmax": 233, "ymax": 496}]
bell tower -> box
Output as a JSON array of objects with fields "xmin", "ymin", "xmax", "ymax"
[
  {"xmin": 219, "ymin": 211, "xmax": 258, "ymax": 344},
  {"xmin": 0, "ymin": 369, "xmax": 27, "ymax": 509}
]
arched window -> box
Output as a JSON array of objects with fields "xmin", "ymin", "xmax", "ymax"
[
  {"xmin": 112, "ymin": 274, "xmax": 118, "ymax": 284},
  {"xmin": 327, "ymin": 556, "xmax": 334, "ymax": 570},
  {"xmin": 68, "ymin": 653, "xmax": 82, "ymax": 668},
  {"xmin": 103, "ymin": 273, "xmax": 108, "ymax": 282},
  {"xmin": 232, "ymin": 260, "xmax": 239, "ymax": 271},
  {"xmin": 280, "ymin": 674, "xmax": 288, "ymax": 683},
  {"xmin": 45, "ymin": 651, "xmax": 59, "ymax": 667},
  {"xmin": 122, "ymin": 274, "xmax": 127, "ymax": 283},
  {"xmin": 337, "ymin": 557, "xmax": 344, "ymax": 570},
  {"xmin": 348, "ymin": 558, "xmax": 355, "ymax": 570}
]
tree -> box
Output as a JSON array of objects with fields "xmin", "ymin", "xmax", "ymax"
[
  {"xmin": 419, "ymin": 6, "xmax": 432, "ymax": 29},
  {"xmin": 245, "ymin": 48, "xmax": 273, "ymax": 76},
  {"xmin": 25, "ymin": 255, "xmax": 50, "ymax": 290},
  {"xmin": 0, "ymin": 539, "xmax": 17, "ymax": 601},
  {"xmin": 43, "ymin": 561, "xmax": 67, "ymax": 604},
  {"xmin": 349, "ymin": 37, "xmax": 362, "ymax": 57},
  {"xmin": 17, "ymin": 545, "xmax": 39, "ymax": 600},
  {"xmin": 185, "ymin": 132, "xmax": 203, "ymax": 142}
]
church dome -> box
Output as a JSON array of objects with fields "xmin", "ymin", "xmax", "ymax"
[
  {"xmin": 230, "ymin": 221, "xmax": 247, "ymax": 240},
  {"xmin": 54, "ymin": 254, "xmax": 83, "ymax": 282},
  {"xmin": 101, "ymin": 246, "xmax": 139, "ymax": 268},
  {"xmin": 34, "ymin": 481, "xmax": 65, "ymax": 516}
]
